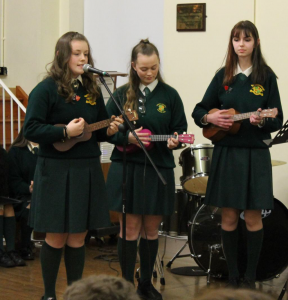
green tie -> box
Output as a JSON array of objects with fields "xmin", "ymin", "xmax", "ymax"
[
  {"xmin": 144, "ymin": 87, "xmax": 150, "ymax": 96},
  {"xmin": 72, "ymin": 79, "xmax": 79, "ymax": 92}
]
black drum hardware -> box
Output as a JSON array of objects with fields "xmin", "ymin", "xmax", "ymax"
[{"xmin": 158, "ymin": 145, "xmax": 288, "ymax": 287}]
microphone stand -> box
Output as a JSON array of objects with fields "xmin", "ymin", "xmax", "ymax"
[{"xmin": 98, "ymin": 75, "xmax": 167, "ymax": 280}]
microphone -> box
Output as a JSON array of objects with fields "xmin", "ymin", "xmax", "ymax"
[{"xmin": 83, "ymin": 64, "xmax": 108, "ymax": 76}]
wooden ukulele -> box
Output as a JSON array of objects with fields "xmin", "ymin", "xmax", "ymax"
[
  {"xmin": 203, "ymin": 108, "xmax": 278, "ymax": 142},
  {"xmin": 116, "ymin": 129, "xmax": 195, "ymax": 153},
  {"xmin": 53, "ymin": 110, "xmax": 138, "ymax": 152}
]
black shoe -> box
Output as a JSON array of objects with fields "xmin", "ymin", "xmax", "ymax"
[
  {"xmin": 0, "ymin": 250, "xmax": 15, "ymax": 268},
  {"xmin": 8, "ymin": 250, "xmax": 26, "ymax": 266},
  {"xmin": 240, "ymin": 278, "xmax": 256, "ymax": 289},
  {"xmin": 21, "ymin": 247, "xmax": 35, "ymax": 260},
  {"xmin": 137, "ymin": 280, "xmax": 162, "ymax": 300},
  {"xmin": 225, "ymin": 278, "xmax": 239, "ymax": 288}
]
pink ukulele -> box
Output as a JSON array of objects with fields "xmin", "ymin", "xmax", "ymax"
[{"xmin": 116, "ymin": 129, "xmax": 195, "ymax": 153}]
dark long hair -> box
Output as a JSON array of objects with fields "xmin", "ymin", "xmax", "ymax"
[
  {"xmin": 223, "ymin": 20, "xmax": 275, "ymax": 86},
  {"xmin": 124, "ymin": 39, "xmax": 164, "ymax": 111},
  {"xmin": 9, "ymin": 127, "xmax": 31, "ymax": 149},
  {"xmin": 46, "ymin": 31, "xmax": 99, "ymax": 103}
]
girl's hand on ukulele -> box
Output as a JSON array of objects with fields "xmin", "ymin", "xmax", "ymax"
[
  {"xmin": 250, "ymin": 108, "xmax": 263, "ymax": 126},
  {"xmin": 207, "ymin": 110, "xmax": 234, "ymax": 130},
  {"xmin": 128, "ymin": 127, "xmax": 151, "ymax": 148},
  {"xmin": 167, "ymin": 132, "xmax": 179, "ymax": 149},
  {"xmin": 67, "ymin": 118, "xmax": 85, "ymax": 137},
  {"xmin": 107, "ymin": 116, "xmax": 123, "ymax": 136}
]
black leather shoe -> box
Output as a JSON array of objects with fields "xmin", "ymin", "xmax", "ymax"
[
  {"xmin": 0, "ymin": 250, "xmax": 15, "ymax": 268},
  {"xmin": 21, "ymin": 247, "xmax": 35, "ymax": 260},
  {"xmin": 240, "ymin": 278, "xmax": 256, "ymax": 289},
  {"xmin": 137, "ymin": 280, "xmax": 163, "ymax": 300},
  {"xmin": 225, "ymin": 278, "xmax": 239, "ymax": 288},
  {"xmin": 8, "ymin": 250, "xmax": 26, "ymax": 266}
]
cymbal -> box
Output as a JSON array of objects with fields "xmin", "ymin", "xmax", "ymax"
[{"xmin": 271, "ymin": 160, "xmax": 287, "ymax": 167}]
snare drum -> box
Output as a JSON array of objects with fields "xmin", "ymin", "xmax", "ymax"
[{"xmin": 179, "ymin": 144, "xmax": 214, "ymax": 195}]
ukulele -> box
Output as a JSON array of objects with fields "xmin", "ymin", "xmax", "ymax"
[
  {"xmin": 116, "ymin": 129, "xmax": 195, "ymax": 153},
  {"xmin": 203, "ymin": 108, "xmax": 278, "ymax": 142},
  {"xmin": 53, "ymin": 109, "xmax": 138, "ymax": 152}
]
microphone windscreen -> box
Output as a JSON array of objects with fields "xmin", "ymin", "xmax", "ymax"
[{"xmin": 83, "ymin": 64, "xmax": 91, "ymax": 73}]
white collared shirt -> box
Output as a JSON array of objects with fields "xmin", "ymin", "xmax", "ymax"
[
  {"xmin": 139, "ymin": 79, "xmax": 158, "ymax": 96},
  {"xmin": 234, "ymin": 64, "xmax": 252, "ymax": 77},
  {"xmin": 71, "ymin": 75, "xmax": 83, "ymax": 85}
]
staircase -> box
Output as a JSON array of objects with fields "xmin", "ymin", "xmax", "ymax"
[{"xmin": 0, "ymin": 80, "xmax": 27, "ymax": 150}]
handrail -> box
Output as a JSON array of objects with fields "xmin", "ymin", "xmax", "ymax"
[
  {"xmin": 0, "ymin": 78, "xmax": 26, "ymax": 149},
  {"xmin": 0, "ymin": 79, "xmax": 26, "ymax": 112}
]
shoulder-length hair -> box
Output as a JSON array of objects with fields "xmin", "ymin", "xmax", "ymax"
[
  {"xmin": 124, "ymin": 39, "xmax": 164, "ymax": 111},
  {"xmin": 46, "ymin": 31, "xmax": 99, "ymax": 103},
  {"xmin": 223, "ymin": 20, "xmax": 275, "ymax": 86}
]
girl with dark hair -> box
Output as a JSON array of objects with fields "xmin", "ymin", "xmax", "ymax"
[
  {"xmin": 24, "ymin": 31, "xmax": 122, "ymax": 300},
  {"xmin": 8, "ymin": 127, "xmax": 38, "ymax": 260},
  {"xmin": 0, "ymin": 147, "xmax": 26, "ymax": 268},
  {"xmin": 192, "ymin": 20, "xmax": 283, "ymax": 289},
  {"xmin": 106, "ymin": 39, "xmax": 187, "ymax": 300}
]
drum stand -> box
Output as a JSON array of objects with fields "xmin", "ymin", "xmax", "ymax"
[
  {"xmin": 165, "ymin": 195, "xmax": 207, "ymax": 276},
  {"xmin": 206, "ymin": 244, "xmax": 224, "ymax": 284}
]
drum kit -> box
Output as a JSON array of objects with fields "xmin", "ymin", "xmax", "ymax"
[{"xmin": 158, "ymin": 143, "xmax": 288, "ymax": 286}]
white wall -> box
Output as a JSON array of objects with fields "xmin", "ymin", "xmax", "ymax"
[
  {"xmin": 1, "ymin": 0, "xmax": 59, "ymax": 93},
  {"xmin": 0, "ymin": 0, "xmax": 84, "ymax": 94},
  {"xmin": 84, "ymin": 0, "xmax": 164, "ymax": 87}
]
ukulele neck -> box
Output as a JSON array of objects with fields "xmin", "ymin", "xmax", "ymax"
[
  {"xmin": 150, "ymin": 135, "xmax": 177, "ymax": 141},
  {"xmin": 233, "ymin": 111, "xmax": 258, "ymax": 121},
  {"xmin": 84, "ymin": 119, "xmax": 111, "ymax": 133}
]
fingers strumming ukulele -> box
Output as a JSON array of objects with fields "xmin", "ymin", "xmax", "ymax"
[{"xmin": 203, "ymin": 108, "xmax": 278, "ymax": 142}]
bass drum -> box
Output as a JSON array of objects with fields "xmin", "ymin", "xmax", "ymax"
[{"xmin": 188, "ymin": 198, "xmax": 288, "ymax": 281}]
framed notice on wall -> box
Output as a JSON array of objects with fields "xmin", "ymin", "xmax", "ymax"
[{"xmin": 177, "ymin": 3, "xmax": 206, "ymax": 32}]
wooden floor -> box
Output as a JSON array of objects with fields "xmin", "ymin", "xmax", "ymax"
[{"xmin": 0, "ymin": 235, "xmax": 287, "ymax": 300}]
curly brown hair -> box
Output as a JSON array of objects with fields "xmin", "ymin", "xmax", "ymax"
[
  {"xmin": 124, "ymin": 39, "xmax": 164, "ymax": 111},
  {"xmin": 46, "ymin": 31, "xmax": 99, "ymax": 103},
  {"xmin": 63, "ymin": 275, "xmax": 140, "ymax": 300}
]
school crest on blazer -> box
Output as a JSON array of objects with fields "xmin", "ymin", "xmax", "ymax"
[
  {"xmin": 156, "ymin": 103, "xmax": 166, "ymax": 113},
  {"xmin": 250, "ymin": 84, "xmax": 265, "ymax": 96},
  {"xmin": 85, "ymin": 94, "xmax": 96, "ymax": 105}
]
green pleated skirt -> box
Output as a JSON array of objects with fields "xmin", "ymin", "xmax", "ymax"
[
  {"xmin": 106, "ymin": 161, "xmax": 175, "ymax": 215},
  {"xmin": 29, "ymin": 157, "xmax": 111, "ymax": 233},
  {"xmin": 204, "ymin": 146, "xmax": 273, "ymax": 210}
]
